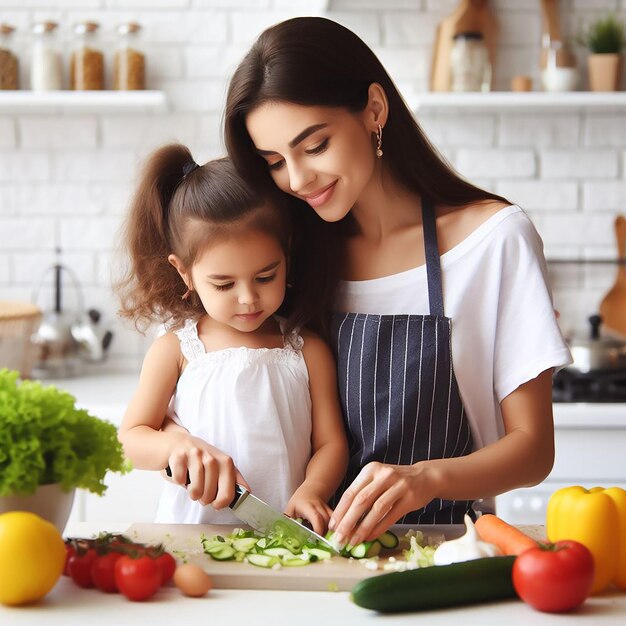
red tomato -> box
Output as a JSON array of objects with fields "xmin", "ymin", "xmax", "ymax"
[
  {"xmin": 512, "ymin": 540, "xmax": 595, "ymax": 613},
  {"xmin": 114, "ymin": 555, "xmax": 162, "ymax": 601},
  {"xmin": 154, "ymin": 552, "xmax": 177, "ymax": 585},
  {"xmin": 68, "ymin": 548, "xmax": 98, "ymax": 588},
  {"xmin": 63, "ymin": 542, "xmax": 76, "ymax": 576},
  {"xmin": 91, "ymin": 552, "xmax": 122, "ymax": 593}
]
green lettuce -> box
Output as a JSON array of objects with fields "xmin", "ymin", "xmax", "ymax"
[{"xmin": 0, "ymin": 368, "xmax": 128, "ymax": 496}]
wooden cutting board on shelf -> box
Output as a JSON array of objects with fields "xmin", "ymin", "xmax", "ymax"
[
  {"xmin": 600, "ymin": 215, "xmax": 626, "ymax": 338},
  {"xmin": 123, "ymin": 523, "xmax": 546, "ymax": 591},
  {"xmin": 430, "ymin": 0, "xmax": 498, "ymax": 92}
]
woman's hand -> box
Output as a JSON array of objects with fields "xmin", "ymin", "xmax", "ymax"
[
  {"xmin": 166, "ymin": 435, "xmax": 250, "ymax": 509},
  {"xmin": 329, "ymin": 461, "xmax": 438, "ymax": 546},
  {"xmin": 284, "ymin": 484, "xmax": 333, "ymax": 536}
]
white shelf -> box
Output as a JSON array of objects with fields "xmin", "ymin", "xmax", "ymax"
[
  {"xmin": 0, "ymin": 90, "xmax": 167, "ymax": 113},
  {"xmin": 408, "ymin": 91, "xmax": 626, "ymax": 112}
]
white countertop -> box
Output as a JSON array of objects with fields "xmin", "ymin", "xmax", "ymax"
[
  {"xmin": 42, "ymin": 371, "xmax": 626, "ymax": 429},
  {"xmin": 2, "ymin": 524, "xmax": 624, "ymax": 626},
  {"xmin": 2, "ymin": 520, "xmax": 625, "ymax": 626}
]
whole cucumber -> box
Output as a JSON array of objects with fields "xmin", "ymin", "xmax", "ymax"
[{"xmin": 350, "ymin": 556, "xmax": 517, "ymax": 613}]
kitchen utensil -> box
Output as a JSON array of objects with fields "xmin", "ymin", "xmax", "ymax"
[
  {"xmin": 125, "ymin": 523, "xmax": 469, "ymax": 591},
  {"xmin": 565, "ymin": 314, "xmax": 626, "ymax": 374},
  {"xmin": 599, "ymin": 215, "xmax": 626, "ymax": 337},
  {"xmin": 163, "ymin": 465, "xmax": 338, "ymax": 553},
  {"xmin": 71, "ymin": 308, "xmax": 114, "ymax": 363},
  {"xmin": 0, "ymin": 301, "xmax": 42, "ymax": 378},
  {"xmin": 30, "ymin": 255, "xmax": 113, "ymax": 377},
  {"xmin": 430, "ymin": 0, "xmax": 497, "ymax": 92},
  {"xmin": 228, "ymin": 484, "xmax": 339, "ymax": 554},
  {"xmin": 30, "ymin": 262, "xmax": 82, "ymax": 378}
]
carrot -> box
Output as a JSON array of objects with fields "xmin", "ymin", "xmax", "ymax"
[{"xmin": 474, "ymin": 514, "xmax": 538, "ymax": 556}]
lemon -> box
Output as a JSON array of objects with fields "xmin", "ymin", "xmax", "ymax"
[{"xmin": 0, "ymin": 511, "xmax": 66, "ymax": 606}]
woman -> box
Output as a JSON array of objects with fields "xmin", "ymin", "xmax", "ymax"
[{"xmin": 222, "ymin": 16, "xmax": 571, "ymax": 546}]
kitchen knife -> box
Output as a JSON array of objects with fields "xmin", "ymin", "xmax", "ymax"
[
  {"xmin": 164, "ymin": 466, "xmax": 338, "ymax": 554},
  {"xmin": 228, "ymin": 484, "xmax": 339, "ymax": 554}
]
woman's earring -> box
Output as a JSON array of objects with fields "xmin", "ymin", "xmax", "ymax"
[
  {"xmin": 375, "ymin": 124, "xmax": 383, "ymax": 159},
  {"xmin": 181, "ymin": 287, "xmax": 192, "ymax": 300}
]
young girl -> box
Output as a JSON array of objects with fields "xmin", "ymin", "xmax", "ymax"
[
  {"xmin": 116, "ymin": 145, "xmax": 348, "ymax": 533},
  {"xmin": 223, "ymin": 17, "xmax": 572, "ymax": 545}
]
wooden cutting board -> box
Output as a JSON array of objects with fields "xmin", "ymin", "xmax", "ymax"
[
  {"xmin": 430, "ymin": 0, "xmax": 498, "ymax": 92},
  {"xmin": 600, "ymin": 215, "xmax": 626, "ymax": 338},
  {"xmin": 124, "ymin": 523, "xmax": 453, "ymax": 591},
  {"xmin": 124, "ymin": 523, "xmax": 545, "ymax": 592}
]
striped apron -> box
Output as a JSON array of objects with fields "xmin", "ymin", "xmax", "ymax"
[{"xmin": 330, "ymin": 198, "xmax": 474, "ymax": 524}]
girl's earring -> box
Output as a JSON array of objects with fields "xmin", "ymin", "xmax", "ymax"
[
  {"xmin": 375, "ymin": 124, "xmax": 383, "ymax": 159},
  {"xmin": 181, "ymin": 287, "xmax": 192, "ymax": 300}
]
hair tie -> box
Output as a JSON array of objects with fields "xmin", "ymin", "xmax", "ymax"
[{"xmin": 182, "ymin": 161, "xmax": 200, "ymax": 177}]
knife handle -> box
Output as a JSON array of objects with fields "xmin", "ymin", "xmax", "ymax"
[
  {"xmin": 165, "ymin": 465, "xmax": 190, "ymax": 485},
  {"xmin": 164, "ymin": 465, "xmax": 246, "ymax": 508}
]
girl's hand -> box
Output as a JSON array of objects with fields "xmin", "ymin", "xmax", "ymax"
[
  {"xmin": 284, "ymin": 484, "xmax": 333, "ymax": 536},
  {"xmin": 167, "ymin": 435, "xmax": 250, "ymax": 509},
  {"xmin": 329, "ymin": 461, "xmax": 438, "ymax": 546}
]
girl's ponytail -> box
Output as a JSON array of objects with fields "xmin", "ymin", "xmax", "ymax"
[{"xmin": 116, "ymin": 144, "xmax": 196, "ymax": 331}]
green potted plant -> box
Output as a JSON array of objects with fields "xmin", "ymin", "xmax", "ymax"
[
  {"xmin": 0, "ymin": 368, "xmax": 128, "ymax": 531},
  {"xmin": 578, "ymin": 13, "xmax": 625, "ymax": 91}
]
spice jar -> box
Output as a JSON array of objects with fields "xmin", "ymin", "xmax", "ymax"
[
  {"xmin": 31, "ymin": 21, "xmax": 62, "ymax": 91},
  {"xmin": 114, "ymin": 22, "xmax": 145, "ymax": 90},
  {"xmin": 449, "ymin": 31, "xmax": 491, "ymax": 92},
  {"xmin": 0, "ymin": 24, "xmax": 19, "ymax": 90},
  {"xmin": 70, "ymin": 21, "xmax": 104, "ymax": 90}
]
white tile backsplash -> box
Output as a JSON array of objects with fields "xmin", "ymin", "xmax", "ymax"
[{"xmin": 1, "ymin": 0, "xmax": 626, "ymax": 363}]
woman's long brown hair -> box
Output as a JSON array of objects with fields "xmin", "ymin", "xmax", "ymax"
[
  {"xmin": 224, "ymin": 17, "xmax": 508, "ymax": 337},
  {"xmin": 116, "ymin": 145, "xmax": 292, "ymax": 333}
]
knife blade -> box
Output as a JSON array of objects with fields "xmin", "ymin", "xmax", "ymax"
[
  {"xmin": 228, "ymin": 484, "xmax": 339, "ymax": 554},
  {"xmin": 164, "ymin": 466, "xmax": 338, "ymax": 554}
]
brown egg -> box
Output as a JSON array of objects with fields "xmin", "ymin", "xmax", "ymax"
[{"xmin": 173, "ymin": 563, "xmax": 213, "ymax": 598}]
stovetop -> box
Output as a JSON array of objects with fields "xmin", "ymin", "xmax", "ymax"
[{"xmin": 553, "ymin": 368, "xmax": 626, "ymax": 403}]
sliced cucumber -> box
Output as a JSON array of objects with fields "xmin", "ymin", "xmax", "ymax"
[
  {"xmin": 365, "ymin": 541, "xmax": 382, "ymax": 558},
  {"xmin": 205, "ymin": 544, "xmax": 236, "ymax": 560},
  {"xmin": 377, "ymin": 531, "xmax": 399, "ymax": 549},
  {"xmin": 305, "ymin": 548, "xmax": 333, "ymax": 560},
  {"xmin": 282, "ymin": 555, "xmax": 311, "ymax": 567},
  {"xmin": 262, "ymin": 547, "xmax": 296, "ymax": 558},
  {"xmin": 232, "ymin": 537, "xmax": 259, "ymax": 553},
  {"xmin": 246, "ymin": 554, "xmax": 280, "ymax": 568},
  {"xmin": 350, "ymin": 542, "xmax": 372, "ymax": 558}
]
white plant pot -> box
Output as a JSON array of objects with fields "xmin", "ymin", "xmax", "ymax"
[{"xmin": 0, "ymin": 483, "xmax": 76, "ymax": 533}]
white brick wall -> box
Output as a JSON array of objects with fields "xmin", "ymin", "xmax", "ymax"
[{"xmin": 1, "ymin": 0, "xmax": 626, "ymax": 368}]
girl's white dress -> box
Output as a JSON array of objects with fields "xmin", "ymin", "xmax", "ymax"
[{"xmin": 154, "ymin": 318, "xmax": 312, "ymax": 524}]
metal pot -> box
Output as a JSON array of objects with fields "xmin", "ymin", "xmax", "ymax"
[{"xmin": 566, "ymin": 314, "xmax": 626, "ymax": 374}]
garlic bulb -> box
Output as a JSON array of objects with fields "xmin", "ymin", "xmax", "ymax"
[{"xmin": 433, "ymin": 514, "xmax": 501, "ymax": 566}]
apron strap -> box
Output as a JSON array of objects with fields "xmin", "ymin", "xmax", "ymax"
[{"xmin": 422, "ymin": 197, "xmax": 445, "ymax": 317}]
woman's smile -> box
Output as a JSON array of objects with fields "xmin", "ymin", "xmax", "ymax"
[{"xmin": 303, "ymin": 180, "xmax": 338, "ymax": 208}]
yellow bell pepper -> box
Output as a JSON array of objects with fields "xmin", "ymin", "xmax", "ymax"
[{"xmin": 546, "ymin": 485, "xmax": 626, "ymax": 593}]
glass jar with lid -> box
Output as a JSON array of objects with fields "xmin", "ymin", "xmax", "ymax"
[
  {"xmin": 114, "ymin": 22, "xmax": 145, "ymax": 90},
  {"xmin": 70, "ymin": 21, "xmax": 104, "ymax": 90},
  {"xmin": 31, "ymin": 21, "xmax": 62, "ymax": 91},
  {"xmin": 449, "ymin": 31, "xmax": 491, "ymax": 92},
  {"xmin": 0, "ymin": 24, "xmax": 19, "ymax": 90}
]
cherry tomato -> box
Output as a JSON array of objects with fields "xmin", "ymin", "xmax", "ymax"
[
  {"xmin": 512, "ymin": 540, "xmax": 595, "ymax": 613},
  {"xmin": 154, "ymin": 552, "xmax": 177, "ymax": 585},
  {"xmin": 68, "ymin": 548, "xmax": 98, "ymax": 588},
  {"xmin": 91, "ymin": 552, "xmax": 122, "ymax": 593},
  {"xmin": 63, "ymin": 542, "xmax": 76, "ymax": 576},
  {"xmin": 114, "ymin": 555, "xmax": 162, "ymax": 601}
]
